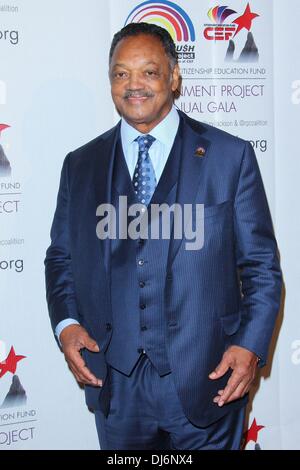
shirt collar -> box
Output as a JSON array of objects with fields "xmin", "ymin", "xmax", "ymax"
[{"xmin": 120, "ymin": 106, "xmax": 180, "ymax": 151}]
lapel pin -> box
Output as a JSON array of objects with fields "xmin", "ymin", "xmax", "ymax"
[{"xmin": 194, "ymin": 146, "xmax": 206, "ymax": 157}]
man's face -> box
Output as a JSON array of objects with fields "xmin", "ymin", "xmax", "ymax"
[{"xmin": 109, "ymin": 34, "xmax": 180, "ymax": 133}]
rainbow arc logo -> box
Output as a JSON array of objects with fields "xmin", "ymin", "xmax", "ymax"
[{"xmin": 125, "ymin": 0, "xmax": 195, "ymax": 43}]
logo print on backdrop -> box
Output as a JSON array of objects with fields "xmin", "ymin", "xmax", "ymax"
[
  {"xmin": 0, "ymin": 5, "xmax": 19, "ymax": 13},
  {"xmin": 242, "ymin": 417, "xmax": 265, "ymax": 450},
  {"xmin": 0, "ymin": 29, "xmax": 19, "ymax": 45},
  {"xmin": 0, "ymin": 124, "xmax": 12, "ymax": 177},
  {"xmin": 0, "ymin": 343, "xmax": 37, "ymax": 447},
  {"xmin": 207, "ymin": 5, "xmax": 237, "ymax": 25},
  {"xmin": 0, "ymin": 346, "xmax": 27, "ymax": 409},
  {"xmin": 125, "ymin": 0, "xmax": 196, "ymax": 62},
  {"xmin": 204, "ymin": 3, "xmax": 260, "ymax": 63}
]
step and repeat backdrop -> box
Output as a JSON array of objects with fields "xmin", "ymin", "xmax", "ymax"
[{"xmin": 0, "ymin": 0, "xmax": 299, "ymax": 450}]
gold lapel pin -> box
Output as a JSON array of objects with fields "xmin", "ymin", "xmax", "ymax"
[{"xmin": 194, "ymin": 146, "xmax": 206, "ymax": 157}]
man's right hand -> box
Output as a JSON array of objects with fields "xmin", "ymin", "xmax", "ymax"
[{"xmin": 60, "ymin": 324, "xmax": 103, "ymax": 387}]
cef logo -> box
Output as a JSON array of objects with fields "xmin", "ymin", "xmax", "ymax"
[
  {"xmin": 203, "ymin": 3, "xmax": 260, "ymax": 63},
  {"xmin": 125, "ymin": 0, "xmax": 196, "ymax": 62},
  {"xmin": 204, "ymin": 3, "xmax": 259, "ymax": 41}
]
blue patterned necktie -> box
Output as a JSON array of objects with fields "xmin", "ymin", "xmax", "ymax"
[{"xmin": 132, "ymin": 135, "xmax": 157, "ymax": 205}]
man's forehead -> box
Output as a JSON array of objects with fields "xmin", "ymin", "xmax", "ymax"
[
  {"xmin": 111, "ymin": 36, "xmax": 168, "ymax": 65},
  {"xmin": 118, "ymin": 33, "xmax": 161, "ymax": 44},
  {"xmin": 113, "ymin": 34, "xmax": 164, "ymax": 54}
]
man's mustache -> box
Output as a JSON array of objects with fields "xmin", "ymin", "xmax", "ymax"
[{"xmin": 123, "ymin": 90, "xmax": 155, "ymax": 99}]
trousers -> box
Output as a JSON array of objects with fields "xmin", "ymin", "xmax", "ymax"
[{"xmin": 95, "ymin": 354, "xmax": 245, "ymax": 450}]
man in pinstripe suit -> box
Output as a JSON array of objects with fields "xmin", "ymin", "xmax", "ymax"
[{"xmin": 45, "ymin": 23, "xmax": 282, "ymax": 450}]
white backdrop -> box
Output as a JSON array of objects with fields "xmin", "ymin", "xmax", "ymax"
[{"xmin": 0, "ymin": 0, "xmax": 299, "ymax": 450}]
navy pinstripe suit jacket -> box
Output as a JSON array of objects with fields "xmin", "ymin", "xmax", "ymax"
[{"xmin": 45, "ymin": 110, "xmax": 282, "ymax": 426}]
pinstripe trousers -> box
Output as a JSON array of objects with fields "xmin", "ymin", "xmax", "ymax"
[{"xmin": 95, "ymin": 354, "xmax": 246, "ymax": 450}]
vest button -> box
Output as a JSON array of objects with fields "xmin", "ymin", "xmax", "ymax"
[
  {"xmin": 137, "ymin": 348, "xmax": 145, "ymax": 354},
  {"xmin": 140, "ymin": 304, "xmax": 146, "ymax": 310},
  {"xmin": 141, "ymin": 326, "xmax": 148, "ymax": 331},
  {"xmin": 138, "ymin": 238, "xmax": 145, "ymax": 246},
  {"xmin": 139, "ymin": 281, "xmax": 145, "ymax": 288},
  {"xmin": 138, "ymin": 259, "xmax": 144, "ymax": 266}
]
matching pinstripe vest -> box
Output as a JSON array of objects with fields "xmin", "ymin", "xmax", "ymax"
[{"xmin": 105, "ymin": 124, "xmax": 183, "ymax": 377}]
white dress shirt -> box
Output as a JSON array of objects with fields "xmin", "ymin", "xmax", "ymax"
[{"xmin": 121, "ymin": 105, "xmax": 180, "ymax": 182}]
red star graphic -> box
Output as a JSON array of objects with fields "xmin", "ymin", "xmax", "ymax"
[
  {"xmin": 233, "ymin": 3, "xmax": 259, "ymax": 37},
  {"xmin": 0, "ymin": 347, "xmax": 26, "ymax": 378},
  {"xmin": 244, "ymin": 418, "xmax": 265, "ymax": 446},
  {"xmin": 0, "ymin": 123, "xmax": 10, "ymax": 137}
]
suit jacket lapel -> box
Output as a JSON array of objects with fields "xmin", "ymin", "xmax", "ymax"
[
  {"xmin": 93, "ymin": 122, "xmax": 121, "ymax": 278},
  {"xmin": 150, "ymin": 122, "xmax": 183, "ymax": 206},
  {"xmin": 167, "ymin": 112, "xmax": 211, "ymax": 269}
]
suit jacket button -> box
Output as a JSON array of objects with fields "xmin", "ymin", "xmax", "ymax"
[
  {"xmin": 141, "ymin": 326, "xmax": 148, "ymax": 331},
  {"xmin": 140, "ymin": 304, "xmax": 146, "ymax": 310},
  {"xmin": 139, "ymin": 281, "xmax": 146, "ymax": 288},
  {"xmin": 106, "ymin": 323, "xmax": 112, "ymax": 331},
  {"xmin": 138, "ymin": 259, "xmax": 145, "ymax": 266}
]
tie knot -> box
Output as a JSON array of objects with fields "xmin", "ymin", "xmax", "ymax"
[{"xmin": 135, "ymin": 134, "xmax": 156, "ymax": 154}]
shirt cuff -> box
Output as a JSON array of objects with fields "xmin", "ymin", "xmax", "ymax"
[{"xmin": 55, "ymin": 319, "xmax": 80, "ymax": 345}]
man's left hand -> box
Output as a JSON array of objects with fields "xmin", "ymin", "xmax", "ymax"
[{"xmin": 209, "ymin": 345, "xmax": 259, "ymax": 407}]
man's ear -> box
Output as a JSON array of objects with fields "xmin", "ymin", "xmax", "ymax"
[
  {"xmin": 171, "ymin": 64, "xmax": 180, "ymax": 90},
  {"xmin": 171, "ymin": 64, "xmax": 181, "ymax": 99}
]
